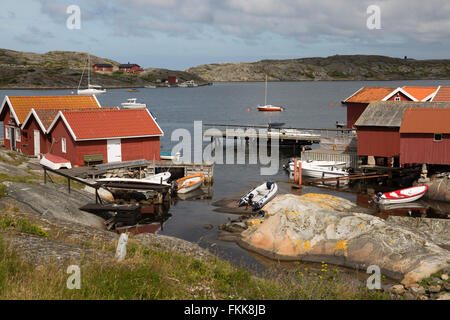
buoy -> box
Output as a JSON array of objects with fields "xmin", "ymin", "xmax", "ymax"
[
  {"xmin": 71, "ymin": 91, "xmax": 74, "ymax": 94},
  {"xmin": 330, "ymin": 103, "xmax": 334, "ymax": 107},
  {"xmin": 247, "ymin": 108, "xmax": 251, "ymax": 112}
]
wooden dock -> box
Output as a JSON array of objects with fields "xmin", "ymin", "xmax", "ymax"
[{"xmin": 202, "ymin": 123, "xmax": 354, "ymax": 145}]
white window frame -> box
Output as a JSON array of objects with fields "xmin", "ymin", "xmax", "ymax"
[
  {"xmin": 15, "ymin": 127, "xmax": 20, "ymax": 142},
  {"xmin": 61, "ymin": 137, "xmax": 67, "ymax": 153},
  {"xmin": 434, "ymin": 133, "xmax": 442, "ymax": 142},
  {"xmin": 5, "ymin": 126, "xmax": 10, "ymax": 140}
]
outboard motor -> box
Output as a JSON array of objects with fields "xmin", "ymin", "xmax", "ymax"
[
  {"xmin": 266, "ymin": 181, "xmax": 273, "ymax": 189},
  {"xmin": 171, "ymin": 180, "xmax": 178, "ymax": 194}
]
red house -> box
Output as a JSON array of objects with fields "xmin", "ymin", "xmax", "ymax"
[
  {"xmin": 93, "ymin": 63, "xmax": 114, "ymax": 72},
  {"xmin": 399, "ymin": 108, "xmax": 450, "ymax": 165},
  {"xmin": 168, "ymin": 76, "xmax": 178, "ymax": 85},
  {"xmin": 0, "ymin": 95, "xmax": 101, "ymax": 153},
  {"xmin": 355, "ymin": 101, "xmax": 450, "ymax": 167},
  {"xmin": 47, "ymin": 109, "xmax": 163, "ymax": 166},
  {"xmin": 118, "ymin": 63, "xmax": 143, "ymax": 74},
  {"xmin": 342, "ymin": 86, "xmax": 439, "ymax": 128}
]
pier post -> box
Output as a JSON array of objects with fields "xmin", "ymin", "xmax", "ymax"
[
  {"xmin": 294, "ymin": 158, "xmax": 297, "ymax": 183},
  {"xmin": 298, "ymin": 161, "xmax": 302, "ymax": 186}
]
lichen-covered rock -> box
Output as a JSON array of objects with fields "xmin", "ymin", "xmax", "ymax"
[{"xmin": 239, "ymin": 194, "xmax": 450, "ymax": 286}]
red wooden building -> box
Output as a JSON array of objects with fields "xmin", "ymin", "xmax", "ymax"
[
  {"xmin": 0, "ymin": 95, "xmax": 101, "ymax": 153},
  {"xmin": 399, "ymin": 108, "xmax": 450, "ymax": 165},
  {"xmin": 355, "ymin": 101, "xmax": 450, "ymax": 167},
  {"xmin": 93, "ymin": 63, "xmax": 114, "ymax": 72},
  {"xmin": 168, "ymin": 76, "xmax": 178, "ymax": 85},
  {"xmin": 47, "ymin": 109, "xmax": 163, "ymax": 166},
  {"xmin": 118, "ymin": 63, "xmax": 143, "ymax": 74},
  {"xmin": 342, "ymin": 86, "xmax": 439, "ymax": 128}
]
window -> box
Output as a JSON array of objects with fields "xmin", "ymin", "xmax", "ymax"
[
  {"xmin": 434, "ymin": 133, "xmax": 442, "ymax": 142},
  {"xmin": 5, "ymin": 126, "xmax": 10, "ymax": 140},
  {"xmin": 15, "ymin": 128, "xmax": 20, "ymax": 142},
  {"xmin": 62, "ymin": 137, "xmax": 67, "ymax": 153},
  {"xmin": 394, "ymin": 96, "xmax": 401, "ymax": 101}
]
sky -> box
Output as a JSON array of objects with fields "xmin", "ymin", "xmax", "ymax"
[{"xmin": 0, "ymin": 0, "xmax": 449, "ymax": 70}]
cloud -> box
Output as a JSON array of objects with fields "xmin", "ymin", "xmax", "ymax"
[
  {"xmin": 14, "ymin": 26, "xmax": 55, "ymax": 45},
  {"xmin": 35, "ymin": 0, "xmax": 450, "ymax": 53}
]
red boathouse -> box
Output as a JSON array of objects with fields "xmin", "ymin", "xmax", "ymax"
[{"xmin": 47, "ymin": 108, "xmax": 163, "ymax": 166}]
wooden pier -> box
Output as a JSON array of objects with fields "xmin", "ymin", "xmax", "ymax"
[{"xmin": 202, "ymin": 123, "xmax": 354, "ymax": 145}]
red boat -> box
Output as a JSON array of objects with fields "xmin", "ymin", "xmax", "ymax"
[
  {"xmin": 257, "ymin": 105, "xmax": 283, "ymax": 112},
  {"xmin": 373, "ymin": 185, "xmax": 428, "ymax": 205}
]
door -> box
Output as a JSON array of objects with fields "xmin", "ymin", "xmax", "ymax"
[
  {"xmin": 107, "ymin": 139, "xmax": 122, "ymax": 163},
  {"xmin": 34, "ymin": 130, "xmax": 40, "ymax": 156},
  {"xmin": 10, "ymin": 127, "xmax": 15, "ymax": 150}
]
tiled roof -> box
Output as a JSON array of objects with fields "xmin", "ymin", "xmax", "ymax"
[
  {"xmin": 355, "ymin": 101, "xmax": 450, "ymax": 127},
  {"xmin": 59, "ymin": 109, "xmax": 163, "ymax": 140},
  {"xmin": 344, "ymin": 87, "xmax": 395, "ymax": 103},
  {"xmin": 400, "ymin": 108, "xmax": 450, "ymax": 134},
  {"xmin": 433, "ymin": 86, "xmax": 450, "ymax": 102},
  {"xmin": 402, "ymin": 86, "xmax": 438, "ymax": 101},
  {"xmin": 6, "ymin": 95, "xmax": 101, "ymax": 124}
]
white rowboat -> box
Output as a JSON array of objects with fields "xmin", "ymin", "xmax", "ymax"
[{"xmin": 238, "ymin": 182, "xmax": 278, "ymax": 211}]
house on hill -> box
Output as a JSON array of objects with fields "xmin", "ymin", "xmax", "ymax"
[
  {"xmin": 46, "ymin": 108, "xmax": 163, "ymax": 166},
  {"xmin": 0, "ymin": 95, "xmax": 101, "ymax": 153},
  {"xmin": 118, "ymin": 63, "xmax": 143, "ymax": 74},
  {"xmin": 93, "ymin": 63, "xmax": 114, "ymax": 72}
]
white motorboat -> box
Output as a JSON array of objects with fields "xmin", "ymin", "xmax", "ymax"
[
  {"xmin": 373, "ymin": 185, "xmax": 428, "ymax": 205},
  {"xmin": 160, "ymin": 151, "xmax": 181, "ymax": 161},
  {"xmin": 238, "ymin": 182, "xmax": 278, "ymax": 211},
  {"xmin": 288, "ymin": 160, "xmax": 347, "ymax": 173},
  {"xmin": 97, "ymin": 172, "xmax": 171, "ymax": 186},
  {"xmin": 121, "ymin": 98, "xmax": 147, "ymax": 109},
  {"xmin": 145, "ymin": 84, "xmax": 157, "ymax": 88},
  {"xmin": 77, "ymin": 54, "xmax": 106, "ymax": 95},
  {"xmin": 174, "ymin": 173, "xmax": 205, "ymax": 194}
]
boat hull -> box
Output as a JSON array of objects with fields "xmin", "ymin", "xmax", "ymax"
[
  {"xmin": 176, "ymin": 173, "xmax": 205, "ymax": 194},
  {"xmin": 373, "ymin": 185, "xmax": 428, "ymax": 205},
  {"xmin": 238, "ymin": 182, "xmax": 278, "ymax": 211},
  {"xmin": 78, "ymin": 89, "xmax": 106, "ymax": 95}
]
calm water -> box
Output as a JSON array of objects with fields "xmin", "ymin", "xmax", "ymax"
[{"xmin": 2, "ymin": 80, "xmax": 450, "ymax": 270}]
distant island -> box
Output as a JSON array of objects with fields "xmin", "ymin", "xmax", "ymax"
[
  {"xmin": 0, "ymin": 48, "xmax": 208, "ymax": 89},
  {"xmin": 0, "ymin": 49, "xmax": 449, "ymax": 88},
  {"xmin": 185, "ymin": 55, "xmax": 450, "ymax": 82}
]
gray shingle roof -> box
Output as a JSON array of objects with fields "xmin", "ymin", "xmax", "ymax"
[{"xmin": 354, "ymin": 101, "xmax": 450, "ymax": 127}]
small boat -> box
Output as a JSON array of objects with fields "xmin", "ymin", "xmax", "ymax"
[
  {"xmin": 97, "ymin": 172, "xmax": 171, "ymax": 186},
  {"xmin": 256, "ymin": 75, "xmax": 283, "ymax": 112},
  {"xmin": 174, "ymin": 173, "xmax": 205, "ymax": 194},
  {"xmin": 373, "ymin": 185, "xmax": 428, "ymax": 205},
  {"xmin": 40, "ymin": 154, "xmax": 72, "ymax": 170},
  {"xmin": 238, "ymin": 182, "xmax": 278, "ymax": 211},
  {"xmin": 121, "ymin": 98, "xmax": 146, "ymax": 109},
  {"xmin": 145, "ymin": 85, "xmax": 157, "ymax": 88},
  {"xmin": 160, "ymin": 151, "xmax": 181, "ymax": 161},
  {"xmin": 288, "ymin": 160, "xmax": 347, "ymax": 173},
  {"xmin": 126, "ymin": 89, "xmax": 139, "ymax": 92}
]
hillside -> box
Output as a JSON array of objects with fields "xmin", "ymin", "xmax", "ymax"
[
  {"xmin": 0, "ymin": 49, "xmax": 207, "ymax": 88},
  {"xmin": 185, "ymin": 55, "xmax": 450, "ymax": 81}
]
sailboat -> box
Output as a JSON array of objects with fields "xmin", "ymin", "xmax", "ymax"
[
  {"xmin": 77, "ymin": 54, "xmax": 106, "ymax": 95},
  {"xmin": 257, "ymin": 75, "xmax": 283, "ymax": 112}
]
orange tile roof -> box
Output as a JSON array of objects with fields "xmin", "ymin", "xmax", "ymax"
[
  {"xmin": 402, "ymin": 86, "xmax": 438, "ymax": 101},
  {"xmin": 7, "ymin": 95, "xmax": 100, "ymax": 124},
  {"xmin": 60, "ymin": 109, "xmax": 163, "ymax": 140},
  {"xmin": 433, "ymin": 86, "xmax": 450, "ymax": 102},
  {"xmin": 344, "ymin": 87, "xmax": 395, "ymax": 103},
  {"xmin": 400, "ymin": 108, "xmax": 450, "ymax": 133}
]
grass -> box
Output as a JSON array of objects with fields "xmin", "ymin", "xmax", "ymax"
[
  {"xmin": 0, "ymin": 214, "xmax": 50, "ymax": 238},
  {"xmin": 0, "ymin": 236, "xmax": 393, "ymax": 300}
]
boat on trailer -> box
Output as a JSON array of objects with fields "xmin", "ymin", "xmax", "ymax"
[
  {"xmin": 238, "ymin": 182, "xmax": 278, "ymax": 211},
  {"xmin": 373, "ymin": 185, "xmax": 428, "ymax": 205},
  {"xmin": 174, "ymin": 173, "xmax": 205, "ymax": 194}
]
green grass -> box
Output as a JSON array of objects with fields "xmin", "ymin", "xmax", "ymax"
[{"xmin": 0, "ymin": 214, "xmax": 49, "ymax": 238}]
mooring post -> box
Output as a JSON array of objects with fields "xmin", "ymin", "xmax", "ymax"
[
  {"xmin": 294, "ymin": 158, "xmax": 297, "ymax": 183},
  {"xmin": 298, "ymin": 160, "xmax": 302, "ymax": 186}
]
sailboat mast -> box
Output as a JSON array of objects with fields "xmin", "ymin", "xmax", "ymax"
[
  {"xmin": 265, "ymin": 74, "xmax": 268, "ymax": 105},
  {"xmin": 87, "ymin": 54, "xmax": 90, "ymax": 88}
]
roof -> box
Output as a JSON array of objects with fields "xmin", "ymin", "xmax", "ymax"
[
  {"xmin": 432, "ymin": 86, "xmax": 450, "ymax": 102},
  {"xmin": 48, "ymin": 109, "xmax": 163, "ymax": 141},
  {"xmin": 355, "ymin": 101, "xmax": 450, "ymax": 128},
  {"xmin": 21, "ymin": 107, "xmax": 118, "ymax": 132},
  {"xmin": 119, "ymin": 64, "xmax": 139, "ymax": 68},
  {"xmin": 1, "ymin": 95, "xmax": 101, "ymax": 125},
  {"xmin": 93, "ymin": 63, "xmax": 113, "ymax": 67},
  {"xmin": 343, "ymin": 87, "xmax": 396, "ymax": 103},
  {"xmin": 400, "ymin": 108, "xmax": 450, "ymax": 134},
  {"xmin": 402, "ymin": 86, "xmax": 439, "ymax": 101}
]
